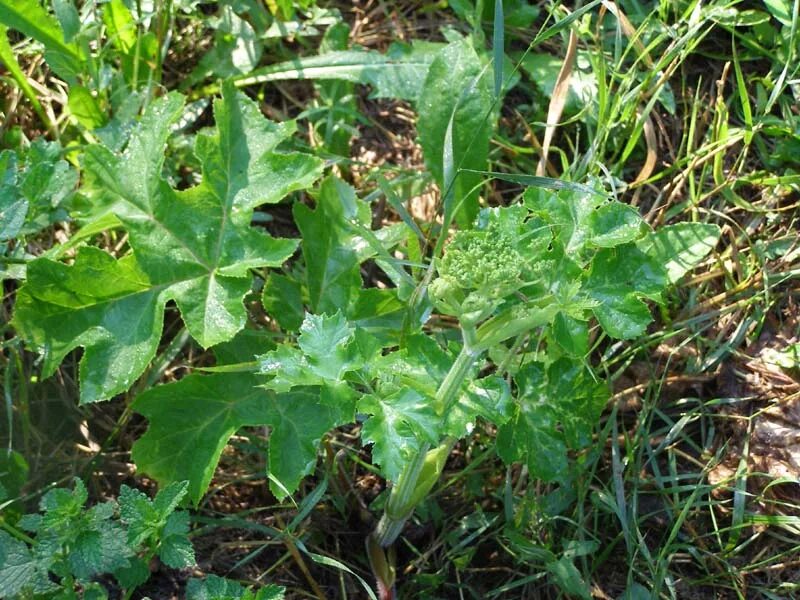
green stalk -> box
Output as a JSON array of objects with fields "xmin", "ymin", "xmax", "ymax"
[
  {"xmin": 373, "ymin": 334, "xmax": 481, "ymax": 548},
  {"xmin": 434, "ymin": 339, "xmax": 480, "ymax": 416},
  {"xmin": 0, "ymin": 517, "xmax": 36, "ymax": 545},
  {"xmin": 373, "ymin": 445, "xmax": 429, "ymax": 546}
]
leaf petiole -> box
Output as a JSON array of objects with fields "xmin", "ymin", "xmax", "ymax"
[{"xmin": 373, "ymin": 328, "xmax": 481, "ymax": 548}]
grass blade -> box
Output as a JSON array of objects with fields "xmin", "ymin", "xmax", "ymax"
[
  {"xmin": 459, "ymin": 169, "xmax": 604, "ymax": 197},
  {"xmin": 493, "ymin": 0, "xmax": 504, "ymax": 99}
]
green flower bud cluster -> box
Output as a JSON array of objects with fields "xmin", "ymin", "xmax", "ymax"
[
  {"xmin": 438, "ymin": 229, "xmax": 523, "ymax": 291},
  {"xmin": 430, "ymin": 226, "xmax": 526, "ymax": 325}
]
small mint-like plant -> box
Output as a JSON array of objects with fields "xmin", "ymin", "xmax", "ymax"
[
  {"xmin": 186, "ymin": 575, "xmax": 285, "ymax": 600},
  {"xmin": 0, "ymin": 479, "xmax": 194, "ymax": 599}
]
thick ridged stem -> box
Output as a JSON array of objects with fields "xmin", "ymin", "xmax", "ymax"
[
  {"xmin": 373, "ymin": 339, "xmax": 480, "ymax": 548},
  {"xmin": 373, "ymin": 444, "xmax": 429, "ymax": 547}
]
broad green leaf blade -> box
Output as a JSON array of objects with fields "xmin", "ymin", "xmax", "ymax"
[
  {"xmin": 259, "ymin": 345, "xmax": 324, "ymax": 392},
  {"xmin": 497, "ymin": 360, "xmax": 608, "ymax": 482},
  {"xmin": 181, "ymin": 4, "xmax": 269, "ymax": 88},
  {"xmin": 544, "ymin": 359, "xmax": 608, "ymax": 448},
  {"xmin": 153, "ymin": 480, "xmax": 190, "ymax": 517},
  {"xmin": 118, "ymin": 485, "xmax": 158, "ymax": 546},
  {"xmin": 588, "ymin": 243, "xmax": 668, "ymax": 297},
  {"xmin": 223, "ymin": 6, "xmax": 261, "ymax": 73},
  {"xmin": 297, "ymin": 312, "xmax": 354, "ymax": 377},
  {"xmin": 294, "ymin": 176, "xmax": 410, "ymax": 315},
  {"xmin": 237, "ymin": 42, "xmax": 442, "ymax": 101},
  {"xmin": 588, "ymin": 202, "xmax": 649, "ymax": 248},
  {"xmin": 52, "ymin": 0, "xmax": 80, "ymax": 43},
  {"xmin": 83, "ymin": 86, "xmax": 309, "ymax": 347},
  {"xmin": 524, "ymin": 187, "xmax": 606, "ymax": 258},
  {"xmin": 497, "ymin": 401, "xmax": 568, "ymax": 482},
  {"xmin": 259, "ymin": 312, "xmax": 380, "ymax": 390},
  {"xmin": 638, "ymin": 222, "xmax": 721, "ymax": 283},
  {"xmin": 296, "ymin": 312, "xmax": 379, "ymax": 381},
  {"xmin": 293, "ymin": 177, "xmax": 364, "ymax": 314},
  {"xmin": 0, "ymin": 531, "xmax": 40, "ymax": 598},
  {"xmin": 552, "ymin": 312, "xmax": 590, "ymax": 357},
  {"xmin": 18, "ymin": 140, "xmax": 78, "ymax": 233},
  {"xmin": 186, "ymin": 575, "xmax": 245, "ymax": 600},
  {"xmin": 1, "ymin": 199, "xmax": 30, "ymax": 241},
  {"xmin": 418, "ymin": 38, "xmax": 494, "ymax": 229},
  {"xmin": 12, "ymin": 248, "xmax": 165, "ymax": 404},
  {"xmin": 262, "ymin": 273, "xmax": 304, "ymax": 331},
  {"xmin": 546, "ymin": 557, "xmax": 592, "ymax": 600},
  {"xmin": 68, "ymin": 524, "xmax": 131, "ymax": 580},
  {"xmin": 519, "ymin": 52, "xmax": 598, "ymax": 115},
  {"xmin": 39, "ymin": 477, "xmax": 87, "ymax": 517},
  {"xmin": 68, "ymin": 86, "xmax": 106, "ymax": 130},
  {"xmin": 0, "ymin": 151, "xmax": 26, "ymax": 240},
  {"xmin": 186, "ymin": 574, "xmax": 285, "ymax": 600},
  {"xmin": 266, "ymin": 383, "xmax": 355, "ymax": 497},
  {"xmin": 444, "ymin": 376, "xmax": 513, "ymax": 437},
  {"xmin": 620, "ymin": 583, "xmax": 653, "ymax": 600},
  {"xmin": 102, "ymin": 0, "xmax": 136, "ymax": 53},
  {"xmin": 1, "ymin": 141, "xmax": 78, "ymax": 240},
  {"xmin": 587, "ymin": 290, "xmax": 652, "ymax": 340},
  {"xmin": 159, "ymin": 512, "xmax": 195, "ymax": 568},
  {"xmin": 195, "ymin": 87, "xmax": 323, "ymax": 220},
  {"xmin": 132, "ymin": 372, "xmax": 274, "ymax": 505},
  {"xmin": 132, "ymin": 373, "xmax": 353, "ymax": 503},
  {"xmin": 764, "ymin": 0, "xmax": 794, "ymax": 26},
  {"xmin": 368, "ymin": 334, "xmax": 452, "ymax": 398},
  {"xmin": 584, "ymin": 244, "xmax": 668, "ymax": 339},
  {"xmin": 348, "ymin": 288, "xmax": 406, "ymax": 342},
  {"xmin": 102, "ymin": 92, "xmax": 185, "ymax": 213},
  {"xmin": 15, "ymin": 85, "xmax": 320, "ymax": 401},
  {"xmin": 169, "ymin": 269, "xmax": 262, "ymax": 348},
  {"xmin": 114, "ymin": 556, "xmax": 150, "ymax": 589}
]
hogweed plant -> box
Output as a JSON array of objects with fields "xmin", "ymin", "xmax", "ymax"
[{"xmin": 2, "ymin": 18, "xmax": 724, "ymax": 595}]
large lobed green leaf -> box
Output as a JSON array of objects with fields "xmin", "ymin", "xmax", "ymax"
[
  {"xmin": 0, "ymin": 531, "xmax": 52, "ymax": 597},
  {"xmin": 497, "ymin": 359, "xmax": 608, "ymax": 483},
  {"xmin": 13, "ymin": 248, "xmax": 165, "ymax": 403},
  {"xmin": 132, "ymin": 372, "xmax": 355, "ymax": 503},
  {"xmin": 359, "ymin": 389, "xmax": 439, "ymax": 482},
  {"xmin": 293, "ymin": 177, "xmax": 368, "ymax": 314},
  {"xmin": 292, "ymin": 175, "xmax": 408, "ymax": 318},
  {"xmin": 584, "ymin": 244, "xmax": 668, "ymax": 339},
  {"xmin": 259, "ymin": 312, "xmax": 379, "ymax": 391},
  {"xmin": 521, "ymin": 188, "xmax": 676, "ymax": 340},
  {"xmin": 13, "ymin": 84, "xmax": 323, "ymax": 403}
]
